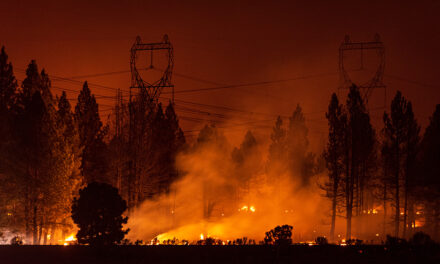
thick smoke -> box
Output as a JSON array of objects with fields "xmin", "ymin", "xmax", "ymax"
[{"xmin": 127, "ymin": 125, "xmax": 330, "ymax": 243}]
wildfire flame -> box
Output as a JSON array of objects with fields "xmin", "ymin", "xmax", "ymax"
[
  {"xmin": 238, "ymin": 205, "xmax": 256, "ymax": 213},
  {"xmin": 63, "ymin": 234, "xmax": 76, "ymax": 246}
]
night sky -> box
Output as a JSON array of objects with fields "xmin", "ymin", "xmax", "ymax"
[{"xmin": 1, "ymin": 0, "xmax": 439, "ymax": 146}]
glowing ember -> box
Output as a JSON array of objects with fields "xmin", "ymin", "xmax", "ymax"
[{"xmin": 249, "ymin": 206, "xmax": 256, "ymax": 212}]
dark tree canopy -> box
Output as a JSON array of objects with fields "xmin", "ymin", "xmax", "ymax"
[
  {"xmin": 323, "ymin": 93, "xmax": 346, "ymax": 241},
  {"xmin": 75, "ymin": 82, "xmax": 109, "ymax": 183},
  {"xmin": 0, "ymin": 46, "xmax": 17, "ymax": 112},
  {"xmin": 71, "ymin": 182, "xmax": 129, "ymax": 246}
]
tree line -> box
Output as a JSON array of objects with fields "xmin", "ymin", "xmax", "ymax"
[
  {"xmin": 323, "ymin": 86, "xmax": 440, "ymax": 241},
  {"xmin": 0, "ymin": 47, "xmax": 185, "ymax": 244},
  {"xmin": 0, "ymin": 45, "xmax": 438, "ymax": 244}
]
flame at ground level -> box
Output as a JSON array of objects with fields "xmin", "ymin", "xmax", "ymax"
[{"xmin": 63, "ymin": 234, "xmax": 77, "ymax": 246}]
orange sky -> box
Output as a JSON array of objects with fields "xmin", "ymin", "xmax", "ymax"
[{"xmin": 1, "ymin": 0, "xmax": 439, "ymax": 147}]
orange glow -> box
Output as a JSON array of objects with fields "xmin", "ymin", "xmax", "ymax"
[
  {"xmin": 238, "ymin": 205, "xmax": 256, "ymax": 213},
  {"xmin": 63, "ymin": 234, "xmax": 76, "ymax": 246},
  {"xmin": 415, "ymin": 220, "xmax": 423, "ymax": 228}
]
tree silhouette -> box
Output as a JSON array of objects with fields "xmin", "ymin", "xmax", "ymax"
[
  {"xmin": 267, "ymin": 116, "xmax": 286, "ymax": 176},
  {"xmin": 323, "ymin": 93, "xmax": 346, "ymax": 241},
  {"xmin": 420, "ymin": 104, "xmax": 440, "ymax": 239},
  {"xmin": 232, "ymin": 130, "xmax": 262, "ymax": 202},
  {"xmin": 286, "ymin": 104, "xmax": 316, "ymax": 186},
  {"xmin": 75, "ymin": 82, "xmax": 109, "ymax": 183},
  {"xmin": 401, "ymin": 102, "xmax": 420, "ymax": 238},
  {"xmin": 383, "ymin": 91, "xmax": 416, "ymax": 238},
  {"xmin": 264, "ymin": 225, "xmax": 293, "ymax": 246},
  {"xmin": 71, "ymin": 182, "xmax": 129, "ymax": 246},
  {"xmin": 0, "ymin": 46, "xmax": 18, "ymax": 229},
  {"xmin": 0, "ymin": 46, "xmax": 17, "ymax": 112},
  {"xmin": 343, "ymin": 85, "xmax": 375, "ymax": 240}
]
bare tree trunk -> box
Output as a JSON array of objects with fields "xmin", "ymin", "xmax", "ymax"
[
  {"xmin": 38, "ymin": 213, "xmax": 43, "ymax": 244},
  {"xmin": 383, "ymin": 182, "xmax": 387, "ymax": 237},
  {"xmin": 32, "ymin": 203, "xmax": 38, "ymax": 245},
  {"xmin": 49, "ymin": 224, "xmax": 55, "ymax": 245},
  {"xmin": 403, "ymin": 149, "xmax": 410, "ymax": 239},
  {"xmin": 43, "ymin": 227, "xmax": 48, "ymax": 245},
  {"xmin": 330, "ymin": 180, "xmax": 338, "ymax": 241},
  {"xmin": 394, "ymin": 146, "xmax": 400, "ymax": 238},
  {"xmin": 345, "ymin": 141, "xmax": 352, "ymax": 240},
  {"xmin": 403, "ymin": 181, "xmax": 408, "ymax": 238},
  {"xmin": 24, "ymin": 187, "xmax": 30, "ymax": 244}
]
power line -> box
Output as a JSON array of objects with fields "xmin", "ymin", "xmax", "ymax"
[
  {"xmin": 384, "ymin": 74, "xmax": 440, "ymax": 88},
  {"xmin": 68, "ymin": 70, "xmax": 130, "ymax": 79},
  {"xmin": 162, "ymin": 72, "xmax": 337, "ymax": 94},
  {"xmin": 15, "ymin": 68, "xmax": 131, "ymax": 94}
]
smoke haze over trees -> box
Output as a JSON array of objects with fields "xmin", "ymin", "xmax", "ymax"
[{"xmin": 0, "ymin": 44, "xmax": 439, "ymax": 245}]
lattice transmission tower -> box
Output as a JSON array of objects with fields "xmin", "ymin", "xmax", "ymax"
[
  {"xmin": 126, "ymin": 35, "xmax": 174, "ymax": 210},
  {"xmin": 130, "ymin": 34, "xmax": 174, "ymax": 104},
  {"xmin": 338, "ymin": 34, "xmax": 386, "ymax": 107}
]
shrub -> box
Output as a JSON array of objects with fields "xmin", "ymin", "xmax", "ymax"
[
  {"xmin": 410, "ymin": 232, "xmax": 434, "ymax": 246},
  {"xmin": 264, "ymin": 225, "xmax": 293, "ymax": 246},
  {"xmin": 315, "ymin": 236, "xmax": 328, "ymax": 245},
  {"xmin": 71, "ymin": 182, "xmax": 129, "ymax": 246}
]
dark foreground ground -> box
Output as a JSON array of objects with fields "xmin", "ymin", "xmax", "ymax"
[{"xmin": 0, "ymin": 245, "xmax": 439, "ymax": 264}]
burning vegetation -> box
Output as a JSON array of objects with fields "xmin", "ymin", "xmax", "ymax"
[{"xmin": 0, "ymin": 42, "xmax": 439, "ymax": 247}]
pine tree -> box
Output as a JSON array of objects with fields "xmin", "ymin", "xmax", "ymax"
[
  {"xmin": 267, "ymin": 116, "xmax": 286, "ymax": 175},
  {"xmin": 232, "ymin": 130, "xmax": 261, "ymax": 201},
  {"xmin": 383, "ymin": 91, "xmax": 409, "ymax": 238},
  {"xmin": 378, "ymin": 138, "xmax": 393, "ymax": 237},
  {"xmin": 164, "ymin": 102, "xmax": 185, "ymax": 185},
  {"xmin": 286, "ymin": 104, "xmax": 315, "ymax": 186},
  {"xmin": 344, "ymin": 85, "xmax": 375, "ymax": 240},
  {"xmin": 402, "ymin": 102, "xmax": 420, "ymax": 238},
  {"xmin": 11, "ymin": 61, "xmax": 82, "ymax": 244},
  {"xmin": 194, "ymin": 124, "xmax": 230, "ymax": 220},
  {"xmin": 419, "ymin": 104, "xmax": 440, "ymax": 239},
  {"xmin": 323, "ymin": 93, "xmax": 346, "ymax": 241},
  {"xmin": 0, "ymin": 46, "xmax": 18, "ymax": 199},
  {"xmin": 14, "ymin": 61, "xmax": 54, "ymax": 244},
  {"xmin": 148, "ymin": 103, "xmax": 173, "ymax": 195},
  {"xmin": 0, "ymin": 46, "xmax": 17, "ymax": 112},
  {"xmin": 74, "ymin": 82, "xmax": 108, "ymax": 184},
  {"xmin": 0, "ymin": 46, "xmax": 19, "ymax": 233}
]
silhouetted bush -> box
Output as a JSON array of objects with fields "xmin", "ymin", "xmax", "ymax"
[
  {"xmin": 264, "ymin": 225, "xmax": 293, "ymax": 246},
  {"xmin": 346, "ymin": 238, "xmax": 363, "ymax": 246},
  {"xmin": 134, "ymin": 240, "xmax": 143, "ymax": 245},
  {"xmin": 386, "ymin": 235, "xmax": 407, "ymax": 247},
  {"xmin": 10, "ymin": 236, "xmax": 23, "ymax": 245},
  {"xmin": 71, "ymin": 182, "xmax": 129, "ymax": 246},
  {"xmin": 205, "ymin": 237, "xmax": 215, "ymax": 245},
  {"xmin": 315, "ymin": 236, "xmax": 328, "ymax": 245},
  {"xmin": 410, "ymin": 232, "xmax": 434, "ymax": 246}
]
